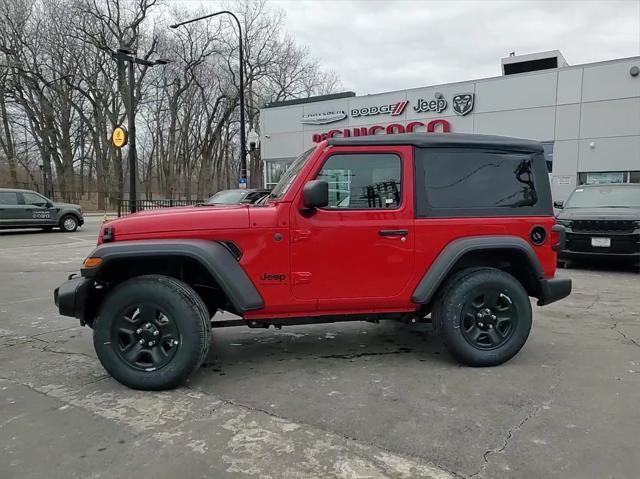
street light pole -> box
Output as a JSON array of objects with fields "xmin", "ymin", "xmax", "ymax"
[
  {"xmin": 127, "ymin": 59, "xmax": 137, "ymax": 212},
  {"xmin": 111, "ymin": 49, "xmax": 169, "ymax": 213},
  {"xmin": 170, "ymin": 11, "xmax": 247, "ymax": 187}
]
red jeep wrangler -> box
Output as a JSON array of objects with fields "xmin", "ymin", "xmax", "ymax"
[{"xmin": 55, "ymin": 133, "xmax": 571, "ymax": 390}]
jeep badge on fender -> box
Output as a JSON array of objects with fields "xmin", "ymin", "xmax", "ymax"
[
  {"xmin": 260, "ymin": 273, "xmax": 286, "ymax": 282},
  {"xmin": 54, "ymin": 133, "xmax": 571, "ymax": 390}
]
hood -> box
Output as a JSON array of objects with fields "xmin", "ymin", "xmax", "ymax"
[
  {"xmin": 54, "ymin": 201, "xmax": 81, "ymax": 209},
  {"xmin": 105, "ymin": 204, "xmax": 250, "ymax": 237},
  {"xmin": 557, "ymin": 207, "xmax": 640, "ymax": 221}
]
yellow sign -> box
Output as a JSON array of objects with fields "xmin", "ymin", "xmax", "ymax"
[{"xmin": 112, "ymin": 127, "xmax": 128, "ymax": 148}]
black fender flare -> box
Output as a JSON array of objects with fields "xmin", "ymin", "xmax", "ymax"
[
  {"xmin": 82, "ymin": 239, "xmax": 264, "ymax": 313},
  {"xmin": 411, "ymin": 235, "xmax": 551, "ymax": 305}
]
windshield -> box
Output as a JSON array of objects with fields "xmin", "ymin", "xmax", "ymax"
[
  {"xmin": 206, "ymin": 190, "xmax": 247, "ymax": 205},
  {"xmin": 268, "ymin": 147, "xmax": 315, "ymax": 199},
  {"xmin": 565, "ymin": 186, "xmax": 640, "ymax": 208}
]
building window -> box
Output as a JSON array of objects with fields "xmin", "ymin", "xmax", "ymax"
[
  {"xmin": 265, "ymin": 160, "xmax": 293, "ymax": 189},
  {"xmin": 316, "ymin": 153, "xmax": 402, "ymax": 209},
  {"xmin": 578, "ymin": 171, "xmax": 639, "ymax": 185}
]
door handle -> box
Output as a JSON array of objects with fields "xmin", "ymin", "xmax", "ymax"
[{"xmin": 378, "ymin": 229, "xmax": 408, "ymax": 236}]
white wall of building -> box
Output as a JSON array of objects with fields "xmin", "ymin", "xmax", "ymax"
[{"xmin": 260, "ymin": 56, "xmax": 640, "ymax": 200}]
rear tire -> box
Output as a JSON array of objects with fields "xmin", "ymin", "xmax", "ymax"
[
  {"xmin": 93, "ymin": 274, "xmax": 211, "ymax": 390},
  {"xmin": 432, "ymin": 267, "xmax": 532, "ymax": 367}
]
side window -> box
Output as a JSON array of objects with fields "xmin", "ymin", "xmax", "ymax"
[
  {"xmin": 316, "ymin": 153, "xmax": 402, "ymax": 209},
  {"xmin": 416, "ymin": 148, "xmax": 540, "ymax": 216},
  {"xmin": 0, "ymin": 192, "xmax": 19, "ymax": 205},
  {"xmin": 22, "ymin": 192, "xmax": 49, "ymax": 206}
]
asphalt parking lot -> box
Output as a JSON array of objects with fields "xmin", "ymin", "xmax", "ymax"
[{"xmin": 1, "ymin": 217, "xmax": 639, "ymax": 479}]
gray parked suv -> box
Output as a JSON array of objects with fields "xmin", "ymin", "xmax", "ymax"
[{"xmin": 0, "ymin": 188, "xmax": 84, "ymax": 232}]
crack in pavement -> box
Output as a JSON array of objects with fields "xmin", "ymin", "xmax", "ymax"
[
  {"xmin": 467, "ymin": 366, "xmax": 561, "ymax": 479},
  {"xmin": 584, "ymin": 293, "xmax": 600, "ymax": 310},
  {"xmin": 609, "ymin": 312, "xmax": 640, "ymax": 349},
  {"xmin": 320, "ymin": 349, "xmax": 413, "ymax": 360}
]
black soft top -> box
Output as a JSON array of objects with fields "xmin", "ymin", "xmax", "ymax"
[{"xmin": 327, "ymin": 133, "xmax": 544, "ymax": 153}]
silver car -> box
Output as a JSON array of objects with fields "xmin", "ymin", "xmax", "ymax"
[{"xmin": 0, "ymin": 188, "xmax": 84, "ymax": 232}]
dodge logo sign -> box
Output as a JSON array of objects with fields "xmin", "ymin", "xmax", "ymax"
[
  {"xmin": 351, "ymin": 100, "xmax": 409, "ymax": 118},
  {"xmin": 452, "ymin": 93, "xmax": 474, "ymax": 116}
]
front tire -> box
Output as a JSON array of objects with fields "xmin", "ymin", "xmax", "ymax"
[
  {"xmin": 93, "ymin": 275, "xmax": 211, "ymax": 390},
  {"xmin": 433, "ymin": 267, "xmax": 532, "ymax": 367},
  {"xmin": 59, "ymin": 214, "xmax": 79, "ymax": 232}
]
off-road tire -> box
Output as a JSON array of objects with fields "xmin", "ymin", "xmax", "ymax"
[
  {"xmin": 432, "ymin": 267, "xmax": 532, "ymax": 367},
  {"xmin": 59, "ymin": 214, "xmax": 79, "ymax": 232},
  {"xmin": 93, "ymin": 274, "xmax": 211, "ymax": 390}
]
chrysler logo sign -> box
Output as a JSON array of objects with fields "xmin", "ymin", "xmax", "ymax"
[
  {"xmin": 351, "ymin": 100, "xmax": 409, "ymax": 118},
  {"xmin": 301, "ymin": 110, "xmax": 347, "ymax": 125}
]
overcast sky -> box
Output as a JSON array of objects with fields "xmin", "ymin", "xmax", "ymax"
[{"xmin": 184, "ymin": 0, "xmax": 640, "ymax": 94}]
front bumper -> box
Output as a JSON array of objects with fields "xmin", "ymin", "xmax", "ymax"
[
  {"xmin": 54, "ymin": 276, "xmax": 92, "ymax": 325},
  {"xmin": 560, "ymin": 231, "xmax": 639, "ymax": 259},
  {"xmin": 537, "ymin": 278, "xmax": 572, "ymax": 306}
]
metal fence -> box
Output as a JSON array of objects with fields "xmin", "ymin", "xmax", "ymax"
[{"xmin": 117, "ymin": 199, "xmax": 204, "ymax": 217}]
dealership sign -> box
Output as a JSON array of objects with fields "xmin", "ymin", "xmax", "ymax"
[
  {"xmin": 351, "ymin": 100, "xmax": 409, "ymax": 118},
  {"xmin": 301, "ymin": 110, "xmax": 347, "ymax": 125},
  {"xmin": 413, "ymin": 93, "xmax": 447, "ymax": 114},
  {"xmin": 311, "ymin": 119, "xmax": 451, "ymax": 143},
  {"xmin": 452, "ymin": 93, "xmax": 474, "ymax": 116}
]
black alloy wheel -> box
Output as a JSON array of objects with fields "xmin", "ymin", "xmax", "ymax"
[
  {"xmin": 460, "ymin": 289, "xmax": 517, "ymax": 350},
  {"xmin": 433, "ymin": 267, "xmax": 532, "ymax": 367},
  {"xmin": 93, "ymin": 275, "xmax": 210, "ymax": 390},
  {"xmin": 112, "ymin": 304, "xmax": 180, "ymax": 371}
]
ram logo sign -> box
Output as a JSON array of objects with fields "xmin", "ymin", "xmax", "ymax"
[{"xmin": 452, "ymin": 93, "xmax": 474, "ymax": 116}]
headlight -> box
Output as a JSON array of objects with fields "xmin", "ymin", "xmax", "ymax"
[{"xmin": 556, "ymin": 219, "xmax": 573, "ymax": 227}]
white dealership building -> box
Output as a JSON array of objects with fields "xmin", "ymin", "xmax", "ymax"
[{"xmin": 259, "ymin": 51, "xmax": 640, "ymax": 200}]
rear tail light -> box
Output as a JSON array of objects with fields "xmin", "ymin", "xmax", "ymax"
[{"xmin": 551, "ymin": 224, "xmax": 566, "ymax": 252}]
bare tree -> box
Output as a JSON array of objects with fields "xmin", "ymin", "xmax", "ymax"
[{"xmin": 0, "ymin": 0, "xmax": 340, "ymax": 205}]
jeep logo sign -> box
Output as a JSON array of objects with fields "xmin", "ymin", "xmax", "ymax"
[{"xmin": 413, "ymin": 93, "xmax": 447, "ymax": 114}]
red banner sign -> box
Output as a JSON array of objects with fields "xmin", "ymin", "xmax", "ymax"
[{"xmin": 312, "ymin": 119, "xmax": 451, "ymax": 143}]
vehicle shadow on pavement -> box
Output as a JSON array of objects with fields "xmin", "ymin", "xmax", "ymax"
[{"xmin": 194, "ymin": 320, "xmax": 453, "ymax": 379}]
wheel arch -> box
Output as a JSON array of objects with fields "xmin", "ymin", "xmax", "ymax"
[
  {"xmin": 82, "ymin": 240, "xmax": 264, "ymax": 320},
  {"xmin": 412, "ymin": 236, "xmax": 546, "ymax": 308},
  {"xmin": 59, "ymin": 211, "xmax": 81, "ymax": 226}
]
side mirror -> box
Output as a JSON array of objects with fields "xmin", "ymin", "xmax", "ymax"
[
  {"xmin": 553, "ymin": 200, "xmax": 564, "ymax": 209},
  {"xmin": 45, "ymin": 201, "xmax": 54, "ymax": 208},
  {"xmin": 302, "ymin": 180, "xmax": 329, "ymax": 209}
]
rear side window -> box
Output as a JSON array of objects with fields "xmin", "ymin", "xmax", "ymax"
[
  {"xmin": 316, "ymin": 153, "xmax": 402, "ymax": 209},
  {"xmin": 415, "ymin": 147, "xmax": 549, "ymax": 217},
  {"xmin": 0, "ymin": 191, "xmax": 18, "ymax": 205}
]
